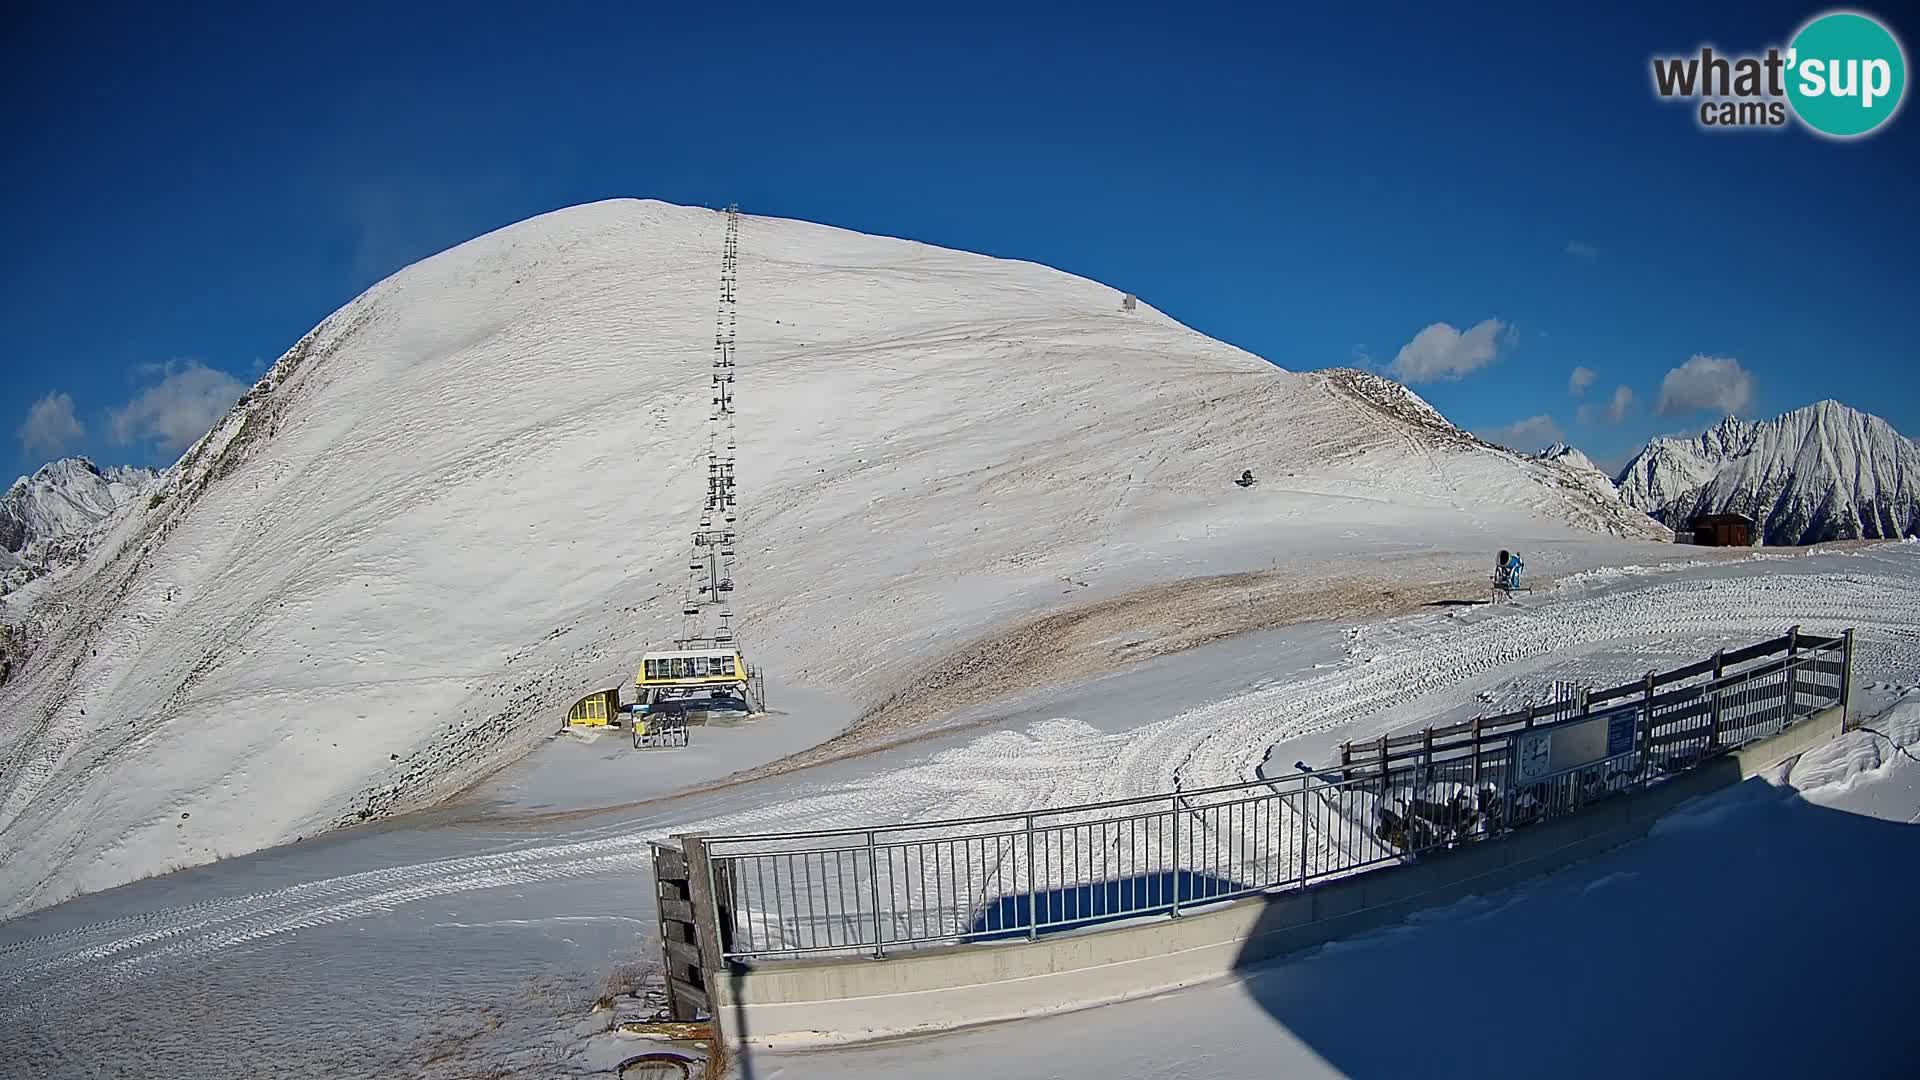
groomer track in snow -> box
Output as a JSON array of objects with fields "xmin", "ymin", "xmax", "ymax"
[{"xmin": 5, "ymin": 546, "xmax": 1916, "ymax": 1009}]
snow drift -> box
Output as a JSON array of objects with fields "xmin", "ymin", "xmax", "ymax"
[
  {"xmin": 1617, "ymin": 401, "xmax": 1920, "ymax": 545},
  {"xmin": 0, "ymin": 199, "xmax": 1665, "ymax": 915}
]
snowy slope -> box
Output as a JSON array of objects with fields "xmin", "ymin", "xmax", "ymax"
[
  {"xmin": 3, "ymin": 548, "xmax": 1913, "ymax": 1080},
  {"xmin": 1528, "ymin": 440, "xmax": 1635, "ymax": 517},
  {"xmin": 0, "ymin": 199, "xmax": 1666, "ymax": 915},
  {"xmin": 0, "ymin": 458, "xmax": 157, "ymax": 595},
  {"xmin": 1617, "ymin": 402, "xmax": 1920, "ymax": 544},
  {"xmin": 1315, "ymin": 371, "xmax": 1656, "ymax": 540}
]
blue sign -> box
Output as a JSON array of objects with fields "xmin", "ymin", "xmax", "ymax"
[{"xmin": 1606, "ymin": 710, "xmax": 1637, "ymax": 757}]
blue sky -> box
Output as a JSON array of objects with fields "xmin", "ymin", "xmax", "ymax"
[{"xmin": 4, "ymin": 1, "xmax": 1915, "ymax": 479}]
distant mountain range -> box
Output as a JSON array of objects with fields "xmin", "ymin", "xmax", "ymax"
[
  {"xmin": 1, "ymin": 458, "xmax": 158, "ymax": 595},
  {"xmin": 1613, "ymin": 401, "xmax": 1920, "ymax": 546}
]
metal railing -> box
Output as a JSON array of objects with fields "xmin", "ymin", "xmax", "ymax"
[
  {"xmin": 634, "ymin": 717, "xmax": 692, "ymax": 749},
  {"xmin": 695, "ymin": 629, "xmax": 1852, "ymax": 962}
]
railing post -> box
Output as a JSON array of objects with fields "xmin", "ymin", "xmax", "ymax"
[
  {"xmin": 1025, "ymin": 814, "xmax": 1038, "ymax": 941},
  {"xmin": 866, "ymin": 831, "xmax": 883, "ymax": 959},
  {"xmin": 1470, "ymin": 717, "xmax": 1483, "ymax": 787},
  {"xmin": 1501, "ymin": 742, "xmax": 1515, "ymax": 834},
  {"xmin": 1841, "ymin": 628, "xmax": 1856, "ymax": 731},
  {"xmin": 1295, "ymin": 793, "xmax": 1311, "ymax": 885},
  {"xmin": 1709, "ymin": 649, "xmax": 1725, "ymax": 748},
  {"xmin": 1638, "ymin": 671, "xmax": 1657, "ymax": 783},
  {"xmin": 1169, "ymin": 794, "xmax": 1182, "ymax": 918},
  {"xmin": 680, "ymin": 835, "xmax": 728, "ymax": 1017},
  {"xmin": 1786, "ymin": 625, "xmax": 1803, "ymax": 722},
  {"xmin": 1375, "ymin": 734, "xmax": 1391, "ymax": 818}
]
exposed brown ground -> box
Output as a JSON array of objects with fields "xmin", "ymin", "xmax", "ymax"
[
  {"xmin": 804, "ymin": 567, "xmax": 1484, "ymax": 760},
  {"xmin": 753, "ymin": 539, "xmax": 1884, "ymax": 771},
  {"xmin": 454, "ymin": 538, "xmax": 1890, "ymax": 828},
  {"xmin": 454, "ymin": 561, "xmax": 1493, "ymax": 827}
]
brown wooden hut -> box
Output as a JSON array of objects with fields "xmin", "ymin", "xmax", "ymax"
[{"xmin": 1690, "ymin": 512, "xmax": 1755, "ymax": 547}]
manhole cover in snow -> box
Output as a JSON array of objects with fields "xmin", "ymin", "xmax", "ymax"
[{"xmin": 618, "ymin": 1052, "xmax": 696, "ymax": 1079}]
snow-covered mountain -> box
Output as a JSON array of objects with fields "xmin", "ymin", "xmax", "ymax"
[
  {"xmin": 1614, "ymin": 416, "xmax": 1751, "ymax": 511},
  {"xmin": 1, "ymin": 458, "xmax": 157, "ymax": 595},
  {"xmin": 0, "ymin": 199, "xmax": 1668, "ymax": 914},
  {"xmin": 1517, "ymin": 440, "xmax": 1651, "ymax": 533},
  {"xmin": 1616, "ymin": 402, "xmax": 1920, "ymax": 545},
  {"xmin": 1536, "ymin": 442, "xmax": 1605, "ymax": 477}
]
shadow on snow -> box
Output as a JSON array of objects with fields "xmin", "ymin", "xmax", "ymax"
[{"xmin": 968, "ymin": 869, "xmax": 1249, "ymax": 940}]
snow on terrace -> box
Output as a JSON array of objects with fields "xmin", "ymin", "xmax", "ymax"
[
  {"xmin": 2, "ymin": 198, "xmax": 1659, "ymax": 917},
  {"xmin": 763, "ymin": 696, "xmax": 1920, "ymax": 1080}
]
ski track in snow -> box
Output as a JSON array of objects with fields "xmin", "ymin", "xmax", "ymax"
[{"xmin": 4, "ymin": 555, "xmax": 1915, "ymax": 1004}]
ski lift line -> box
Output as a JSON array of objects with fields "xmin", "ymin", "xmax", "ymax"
[{"xmin": 679, "ymin": 205, "xmax": 748, "ymax": 647}]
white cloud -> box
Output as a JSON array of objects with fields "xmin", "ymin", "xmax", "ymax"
[
  {"xmin": 1477, "ymin": 414, "xmax": 1563, "ymax": 452},
  {"xmin": 109, "ymin": 361, "xmax": 247, "ymax": 453},
  {"xmin": 1387, "ymin": 319, "xmax": 1507, "ymax": 383},
  {"xmin": 17, "ymin": 392, "xmax": 86, "ymax": 457},
  {"xmin": 1604, "ymin": 384, "xmax": 1634, "ymax": 423},
  {"xmin": 1566, "ymin": 240, "xmax": 1598, "ymax": 260},
  {"xmin": 1568, "ymin": 366, "xmax": 1596, "ymax": 395},
  {"xmin": 1656, "ymin": 355, "xmax": 1753, "ymax": 416},
  {"xmin": 1579, "ymin": 384, "xmax": 1635, "ymax": 426}
]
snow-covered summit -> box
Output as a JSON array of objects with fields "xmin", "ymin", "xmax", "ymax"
[
  {"xmin": 1, "ymin": 458, "xmax": 158, "ymax": 595},
  {"xmin": 1536, "ymin": 442, "xmax": 1605, "ymax": 477},
  {"xmin": 1616, "ymin": 401, "xmax": 1920, "ymax": 545},
  {"xmin": 0, "ymin": 199, "xmax": 1669, "ymax": 914},
  {"xmin": 1, "ymin": 458, "xmax": 155, "ymax": 554}
]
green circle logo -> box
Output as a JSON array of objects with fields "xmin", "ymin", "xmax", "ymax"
[{"xmin": 1787, "ymin": 11, "xmax": 1907, "ymax": 137}]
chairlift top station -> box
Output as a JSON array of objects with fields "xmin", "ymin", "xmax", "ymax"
[{"xmin": 634, "ymin": 205, "xmax": 766, "ymax": 716}]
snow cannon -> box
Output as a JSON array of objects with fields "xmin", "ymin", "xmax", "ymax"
[{"xmin": 1492, "ymin": 550, "xmax": 1529, "ymax": 603}]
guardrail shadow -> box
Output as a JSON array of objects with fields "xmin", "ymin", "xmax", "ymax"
[
  {"xmin": 1225, "ymin": 775, "xmax": 1919, "ymax": 1078},
  {"xmin": 969, "ymin": 869, "xmax": 1249, "ymax": 940}
]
